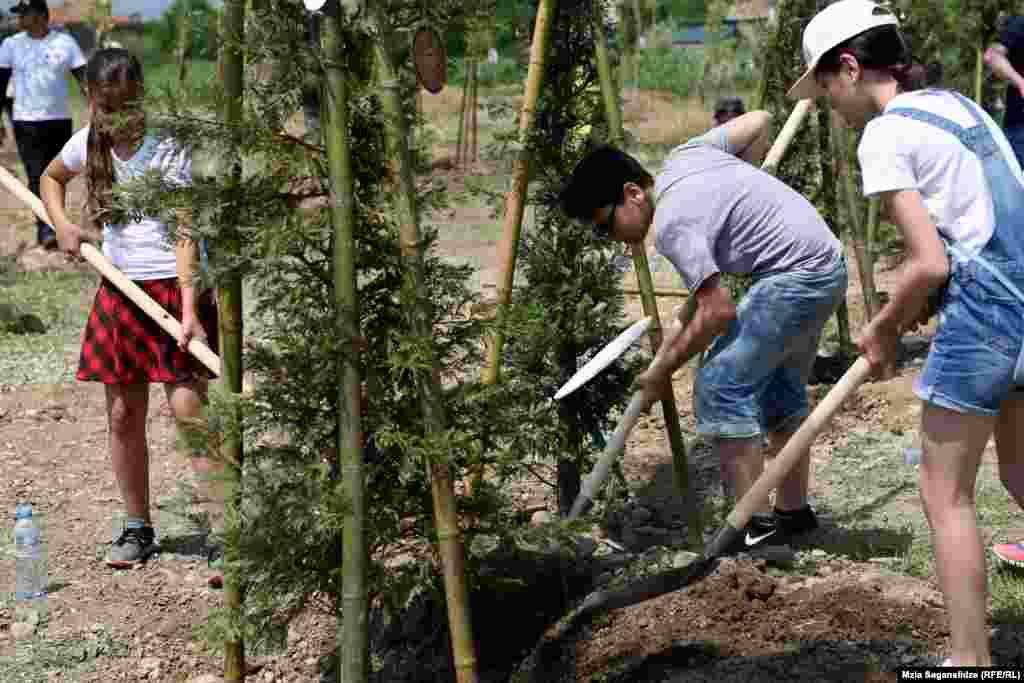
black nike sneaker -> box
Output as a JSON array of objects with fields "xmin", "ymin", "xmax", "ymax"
[
  {"xmin": 774, "ymin": 504, "xmax": 819, "ymax": 536},
  {"xmin": 722, "ymin": 513, "xmax": 786, "ymax": 556}
]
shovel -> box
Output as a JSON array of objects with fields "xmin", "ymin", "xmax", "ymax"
[{"xmin": 566, "ymin": 357, "xmax": 873, "ymax": 620}]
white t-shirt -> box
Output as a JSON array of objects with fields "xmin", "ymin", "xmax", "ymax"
[
  {"xmin": 61, "ymin": 125, "xmax": 192, "ymax": 281},
  {"xmin": 859, "ymin": 90, "xmax": 1024, "ymax": 259},
  {"xmin": 0, "ymin": 31, "xmax": 85, "ymax": 121}
]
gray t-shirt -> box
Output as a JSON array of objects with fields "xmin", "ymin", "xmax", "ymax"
[{"xmin": 653, "ymin": 129, "xmax": 841, "ymax": 291}]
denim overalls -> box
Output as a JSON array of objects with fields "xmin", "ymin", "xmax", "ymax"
[{"xmin": 885, "ymin": 90, "xmax": 1024, "ymax": 414}]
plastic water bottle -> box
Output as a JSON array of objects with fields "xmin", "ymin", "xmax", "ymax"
[{"xmin": 14, "ymin": 504, "xmax": 46, "ymax": 601}]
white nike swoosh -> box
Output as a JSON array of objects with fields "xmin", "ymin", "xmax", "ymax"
[{"xmin": 745, "ymin": 530, "xmax": 777, "ymax": 546}]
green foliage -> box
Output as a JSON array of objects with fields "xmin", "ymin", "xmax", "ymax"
[
  {"xmin": 635, "ymin": 46, "xmax": 704, "ymax": 98},
  {"xmin": 757, "ymin": 0, "xmax": 822, "ymax": 201},
  {"xmin": 141, "ymin": 0, "xmax": 221, "ymax": 63},
  {"xmin": 114, "ymin": 1, "xmax": 639, "ymax": 669},
  {"xmin": 659, "ymin": 0, "xmax": 707, "ymax": 22},
  {"xmin": 489, "ymin": 0, "xmax": 643, "ymax": 515}
]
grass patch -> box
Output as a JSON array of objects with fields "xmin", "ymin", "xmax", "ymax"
[
  {"xmin": 0, "ymin": 269, "xmax": 96, "ymax": 385},
  {"xmin": 0, "ymin": 624, "xmax": 129, "ymax": 683},
  {"xmin": 991, "ymin": 568, "xmax": 1024, "ymax": 624}
]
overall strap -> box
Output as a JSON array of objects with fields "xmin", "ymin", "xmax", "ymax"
[{"xmin": 884, "ymin": 89, "xmax": 1000, "ymax": 160}]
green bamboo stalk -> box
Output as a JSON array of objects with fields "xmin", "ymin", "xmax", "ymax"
[
  {"xmin": 864, "ymin": 195, "xmax": 881, "ymax": 321},
  {"xmin": 629, "ymin": 247, "xmax": 702, "ymax": 547},
  {"xmin": 455, "ymin": 59, "xmax": 469, "ymax": 166},
  {"xmin": 975, "ymin": 42, "xmax": 984, "ymax": 105},
  {"xmin": 470, "ymin": 60, "xmax": 479, "ymax": 163},
  {"xmin": 816, "ymin": 103, "xmax": 852, "ymax": 356},
  {"xmin": 593, "ymin": 12, "xmax": 623, "ymax": 145},
  {"xmin": 482, "ymin": 0, "xmax": 557, "ymax": 385},
  {"xmin": 371, "ymin": 7, "xmax": 479, "ymax": 682},
  {"xmin": 176, "ymin": 0, "xmax": 191, "ymax": 97},
  {"xmin": 218, "ymin": 0, "xmax": 245, "ymax": 680},
  {"xmin": 593, "ymin": 8, "xmax": 701, "ymax": 548},
  {"xmin": 320, "ymin": 11, "xmax": 367, "ymax": 683},
  {"xmin": 843, "ymin": 128, "xmax": 879, "ymax": 324}
]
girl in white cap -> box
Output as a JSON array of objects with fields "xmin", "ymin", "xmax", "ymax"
[{"xmin": 792, "ymin": 0, "xmax": 1024, "ymax": 668}]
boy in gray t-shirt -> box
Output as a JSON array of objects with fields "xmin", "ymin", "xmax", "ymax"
[{"xmin": 560, "ymin": 110, "xmax": 847, "ymax": 554}]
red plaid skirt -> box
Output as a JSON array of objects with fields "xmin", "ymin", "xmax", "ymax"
[{"xmin": 77, "ymin": 279, "xmax": 219, "ymax": 384}]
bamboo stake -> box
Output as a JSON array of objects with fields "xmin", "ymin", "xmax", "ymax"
[
  {"xmin": 842, "ymin": 128, "xmax": 878, "ymax": 324},
  {"xmin": 218, "ymin": 1, "xmax": 246, "ymax": 680},
  {"xmin": 592, "ymin": 6, "xmax": 701, "ymax": 547},
  {"xmin": 371, "ymin": 7, "xmax": 479, "ymax": 681},
  {"xmin": 482, "ymin": 0, "xmax": 557, "ymax": 385},
  {"xmin": 176, "ymin": 0, "xmax": 191, "ymax": 97},
  {"xmin": 470, "ymin": 60, "xmax": 479, "ymax": 163},
  {"xmin": 593, "ymin": 10, "xmax": 623, "ymax": 144},
  {"xmin": 975, "ymin": 43, "xmax": 985, "ymax": 105},
  {"xmin": 0, "ymin": 165, "xmax": 222, "ymax": 375},
  {"xmin": 455, "ymin": 59, "xmax": 469, "ymax": 166},
  {"xmin": 321, "ymin": 11, "xmax": 368, "ymax": 682},
  {"xmin": 864, "ymin": 195, "xmax": 895, "ymax": 378}
]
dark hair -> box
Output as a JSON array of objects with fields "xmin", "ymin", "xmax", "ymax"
[
  {"xmin": 560, "ymin": 145, "xmax": 653, "ymax": 223},
  {"xmin": 83, "ymin": 49, "xmax": 145, "ymax": 227},
  {"xmin": 816, "ymin": 25, "xmax": 927, "ymax": 92},
  {"xmin": 714, "ymin": 97, "xmax": 745, "ymax": 120}
]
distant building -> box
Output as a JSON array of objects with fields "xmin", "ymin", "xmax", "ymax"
[{"xmin": 671, "ymin": 0, "xmax": 776, "ymax": 48}]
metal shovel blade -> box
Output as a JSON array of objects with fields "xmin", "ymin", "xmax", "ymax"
[{"xmin": 554, "ymin": 317, "xmax": 652, "ymax": 401}]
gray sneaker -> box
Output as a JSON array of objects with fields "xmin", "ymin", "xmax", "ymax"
[{"xmin": 105, "ymin": 525, "xmax": 157, "ymax": 568}]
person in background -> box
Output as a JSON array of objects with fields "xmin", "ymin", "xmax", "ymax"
[
  {"xmin": 712, "ymin": 96, "xmax": 745, "ymax": 126},
  {"xmin": 0, "ymin": 0, "xmax": 85, "ymax": 249},
  {"xmin": 985, "ymin": 14, "xmax": 1024, "ymax": 167}
]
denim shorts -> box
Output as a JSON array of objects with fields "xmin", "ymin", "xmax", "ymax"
[
  {"xmin": 914, "ymin": 255, "xmax": 1024, "ymax": 416},
  {"xmin": 695, "ymin": 255, "xmax": 848, "ymax": 439}
]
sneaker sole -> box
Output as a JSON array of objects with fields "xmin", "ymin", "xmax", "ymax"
[
  {"xmin": 105, "ymin": 547, "xmax": 158, "ymax": 568},
  {"xmin": 992, "ymin": 550, "xmax": 1024, "ymax": 569}
]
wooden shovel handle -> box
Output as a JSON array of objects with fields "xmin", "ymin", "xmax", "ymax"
[
  {"xmin": 568, "ymin": 391, "xmax": 647, "ymax": 518},
  {"xmin": 761, "ymin": 99, "xmax": 813, "ymax": 175},
  {"xmin": 726, "ymin": 356, "xmax": 872, "ymax": 531},
  {"xmin": 80, "ymin": 243, "xmax": 222, "ymax": 376},
  {"xmin": 0, "ymin": 163, "xmax": 222, "ymax": 376}
]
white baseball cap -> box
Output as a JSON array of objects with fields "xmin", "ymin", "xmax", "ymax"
[{"xmin": 787, "ymin": 0, "xmax": 900, "ymax": 100}]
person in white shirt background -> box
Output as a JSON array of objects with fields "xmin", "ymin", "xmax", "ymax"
[{"xmin": 0, "ymin": 0, "xmax": 85, "ymax": 249}]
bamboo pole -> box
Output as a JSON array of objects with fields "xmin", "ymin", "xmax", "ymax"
[
  {"xmin": 455, "ymin": 59, "xmax": 469, "ymax": 166},
  {"xmin": 593, "ymin": 11, "xmax": 623, "ymax": 144},
  {"xmin": 218, "ymin": 1, "xmax": 246, "ymax": 680},
  {"xmin": 371, "ymin": 7, "xmax": 479, "ymax": 681},
  {"xmin": 975, "ymin": 43, "xmax": 985, "ymax": 105},
  {"xmin": 321, "ymin": 12, "xmax": 367, "ymax": 683},
  {"xmin": 842, "ymin": 128, "xmax": 878, "ymax": 323},
  {"xmin": 482, "ymin": 0, "xmax": 557, "ymax": 385},
  {"xmin": 176, "ymin": 0, "xmax": 191, "ymax": 97},
  {"xmin": 592, "ymin": 6, "xmax": 701, "ymax": 547},
  {"xmin": 217, "ymin": 0, "xmax": 246, "ymax": 679},
  {"xmin": 470, "ymin": 60, "xmax": 479, "ymax": 163}
]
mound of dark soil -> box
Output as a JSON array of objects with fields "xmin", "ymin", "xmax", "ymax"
[{"xmin": 542, "ymin": 557, "xmax": 948, "ymax": 682}]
